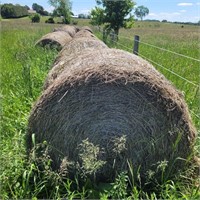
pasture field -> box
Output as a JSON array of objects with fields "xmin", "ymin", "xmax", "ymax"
[{"xmin": 0, "ymin": 17, "xmax": 199, "ymax": 199}]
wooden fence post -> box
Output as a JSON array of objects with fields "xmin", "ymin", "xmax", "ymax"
[{"xmin": 133, "ymin": 35, "xmax": 140, "ymax": 55}]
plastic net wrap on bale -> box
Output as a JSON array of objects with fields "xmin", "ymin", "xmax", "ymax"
[
  {"xmin": 27, "ymin": 48, "xmax": 196, "ymax": 182},
  {"xmin": 43, "ymin": 38, "xmax": 108, "ymax": 89},
  {"xmin": 53, "ymin": 25, "xmax": 77, "ymax": 37},
  {"xmin": 36, "ymin": 31, "xmax": 72, "ymax": 50}
]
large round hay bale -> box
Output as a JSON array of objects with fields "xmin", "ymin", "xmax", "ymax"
[
  {"xmin": 53, "ymin": 25, "xmax": 77, "ymax": 37},
  {"xmin": 43, "ymin": 38, "xmax": 108, "ymax": 89},
  {"xmin": 27, "ymin": 48, "xmax": 196, "ymax": 182},
  {"xmin": 36, "ymin": 31, "xmax": 72, "ymax": 50},
  {"xmin": 56, "ymin": 37, "xmax": 107, "ymax": 63},
  {"xmin": 74, "ymin": 29, "xmax": 97, "ymax": 39},
  {"xmin": 80, "ymin": 26, "xmax": 93, "ymax": 33}
]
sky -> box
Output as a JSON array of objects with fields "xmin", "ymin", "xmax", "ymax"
[{"xmin": 1, "ymin": 0, "xmax": 200, "ymax": 22}]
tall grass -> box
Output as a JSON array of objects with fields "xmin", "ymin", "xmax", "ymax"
[{"xmin": 0, "ymin": 18, "xmax": 199, "ymax": 199}]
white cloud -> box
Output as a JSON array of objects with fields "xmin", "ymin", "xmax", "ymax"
[
  {"xmin": 196, "ymin": 2, "xmax": 200, "ymax": 5},
  {"xmin": 177, "ymin": 3, "xmax": 193, "ymax": 6},
  {"xmin": 179, "ymin": 10, "xmax": 187, "ymax": 12}
]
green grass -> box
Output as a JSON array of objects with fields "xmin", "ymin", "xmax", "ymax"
[
  {"xmin": 95, "ymin": 22, "xmax": 200, "ymax": 125},
  {"xmin": 0, "ymin": 18, "xmax": 199, "ymax": 199}
]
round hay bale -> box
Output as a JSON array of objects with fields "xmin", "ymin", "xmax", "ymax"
[
  {"xmin": 43, "ymin": 38, "xmax": 108, "ymax": 89},
  {"xmin": 36, "ymin": 31, "xmax": 72, "ymax": 50},
  {"xmin": 53, "ymin": 25, "xmax": 77, "ymax": 37},
  {"xmin": 56, "ymin": 37, "xmax": 107, "ymax": 62},
  {"xmin": 27, "ymin": 48, "xmax": 196, "ymax": 182},
  {"xmin": 74, "ymin": 29, "xmax": 97, "ymax": 39},
  {"xmin": 80, "ymin": 26, "xmax": 93, "ymax": 33}
]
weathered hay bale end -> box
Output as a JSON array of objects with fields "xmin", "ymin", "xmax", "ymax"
[
  {"xmin": 80, "ymin": 26, "xmax": 93, "ymax": 33},
  {"xmin": 53, "ymin": 25, "xmax": 78, "ymax": 37},
  {"xmin": 43, "ymin": 38, "xmax": 108, "ymax": 89},
  {"xmin": 74, "ymin": 29, "xmax": 97, "ymax": 39},
  {"xmin": 27, "ymin": 48, "xmax": 196, "ymax": 182},
  {"xmin": 36, "ymin": 31, "xmax": 72, "ymax": 50}
]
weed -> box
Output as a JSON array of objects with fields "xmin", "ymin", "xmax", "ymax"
[{"xmin": 78, "ymin": 138, "xmax": 106, "ymax": 181}]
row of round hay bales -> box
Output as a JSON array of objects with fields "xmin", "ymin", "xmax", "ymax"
[
  {"xmin": 35, "ymin": 25, "xmax": 93, "ymax": 50},
  {"xmin": 44, "ymin": 27, "xmax": 108, "ymax": 89},
  {"xmin": 28, "ymin": 26, "xmax": 197, "ymax": 182},
  {"xmin": 43, "ymin": 30, "xmax": 108, "ymax": 89}
]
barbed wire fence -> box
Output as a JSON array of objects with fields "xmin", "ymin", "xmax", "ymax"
[{"xmin": 94, "ymin": 27, "xmax": 200, "ymax": 121}]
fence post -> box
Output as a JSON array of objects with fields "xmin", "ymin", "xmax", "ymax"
[{"xmin": 133, "ymin": 35, "xmax": 140, "ymax": 55}]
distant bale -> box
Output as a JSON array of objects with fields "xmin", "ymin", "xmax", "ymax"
[
  {"xmin": 36, "ymin": 31, "xmax": 72, "ymax": 50},
  {"xmin": 74, "ymin": 29, "xmax": 97, "ymax": 39},
  {"xmin": 27, "ymin": 48, "xmax": 196, "ymax": 182},
  {"xmin": 53, "ymin": 25, "xmax": 78, "ymax": 37},
  {"xmin": 80, "ymin": 26, "xmax": 93, "ymax": 33},
  {"xmin": 43, "ymin": 37, "xmax": 108, "ymax": 89},
  {"xmin": 56, "ymin": 37, "xmax": 107, "ymax": 62}
]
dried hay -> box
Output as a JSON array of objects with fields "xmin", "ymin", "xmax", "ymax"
[
  {"xmin": 43, "ymin": 38, "xmax": 108, "ymax": 89},
  {"xmin": 36, "ymin": 31, "xmax": 72, "ymax": 50},
  {"xmin": 53, "ymin": 25, "xmax": 78, "ymax": 37},
  {"xmin": 74, "ymin": 29, "xmax": 97, "ymax": 39},
  {"xmin": 80, "ymin": 26, "xmax": 93, "ymax": 33},
  {"xmin": 27, "ymin": 48, "xmax": 196, "ymax": 182},
  {"xmin": 57, "ymin": 36, "xmax": 107, "ymax": 62}
]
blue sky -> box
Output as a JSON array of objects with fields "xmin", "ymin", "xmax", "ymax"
[{"xmin": 1, "ymin": 0, "xmax": 200, "ymax": 22}]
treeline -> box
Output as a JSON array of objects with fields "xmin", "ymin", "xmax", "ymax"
[
  {"xmin": 144, "ymin": 19, "xmax": 200, "ymax": 26},
  {"xmin": 0, "ymin": 4, "xmax": 28, "ymax": 18}
]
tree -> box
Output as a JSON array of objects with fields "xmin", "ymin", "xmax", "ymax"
[
  {"xmin": 32, "ymin": 3, "xmax": 44, "ymax": 13},
  {"xmin": 1, "ymin": 3, "xmax": 28, "ymax": 18},
  {"xmin": 91, "ymin": 0, "xmax": 135, "ymax": 41},
  {"xmin": 32, "ymin": 3, "xmax": 48, "ymax": 15},
  {"xmin": 78, "ymin": 13, "xmax": 86, "ymax": 19},
  {"xmin": 30, "ymin": 13, "xmax": 40, "ymax": 23},
  {"xmin": 134, "ymin": 5, "xmax": 149, "ymax": 21},
  {"xmin": 90, "ymin": 7, "xmax": 105, "ymax": 30},
  {"xmin": 24, "ymin": 5, "xmax": 30, "ymax": 10},
  {"xmin": 48, "ymin": 0, "xmax": 72, "ymax": 24}
]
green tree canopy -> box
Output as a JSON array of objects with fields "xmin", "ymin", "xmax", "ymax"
[
  {"xmin": 134, "ymin": 5, "xmax": 149, "ymax": 21},
  {"xmin": 90, "ymin": 7, "xmax": 105, "ymax": 27},
  {"xmin": 32, "ymin": 3, "xmax": 49, "ymax": 16},
  {"xmin": 91, "ymin": 0, "xmax": 135, "ymax": 41},
  {"xmin": 48, "ymin": 0, "xmax": 72, "ymax": 24},
  {"xmin": 1, "ymin": 3, "xmax": 28, "ymax": 18}
]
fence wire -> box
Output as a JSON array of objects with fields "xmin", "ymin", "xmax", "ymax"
[
  {"xmin": 94, "ymin": 27, "xmax": 199, "ymax": 120},
  {"xmin": 135, "ymin": 40, "xmax": 200, "ymax": 62},
  {"xmin": 117, "ymin": 34, "xmax": 200, "ymax": 62},
  {"xmin": 111, "ymin": 39, "xmax": 198, "ymax": 87},
  {"xmin": 137, "ymin": 52, "xmax": 199, "ymax": 87}
]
